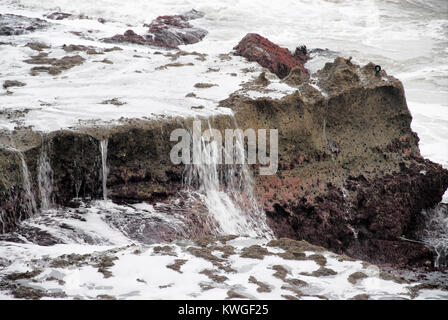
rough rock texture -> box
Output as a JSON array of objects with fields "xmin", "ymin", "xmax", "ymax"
[
  {"xmin": 0, "ymin": 14, "xmax": 50, "ymax": 36},
  {"xmin": 234, "ymin": 33, "xmax": 309, "ymax": 79},
  {"xmin": 221, "ymin": 57, "xmax": 448, "ymax": 267},
  {"xmin": 103, "ymin": 9, "xmax": 207, "ymax": 49}
]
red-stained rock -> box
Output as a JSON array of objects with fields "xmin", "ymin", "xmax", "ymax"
[
  {"xmin": 103, "ymin": 9, "xmax": 207, "ymax": 49},
  {"xmin": 263, "ymin": 159, "xmax": 447, "ymax": 267},
  {"xmin": 106, "ymin": 29, "xmax": 148, "ymax": 46},
  {"xmin": 233, "ymin": 33, "xmax": 309, "ymax": 78}
]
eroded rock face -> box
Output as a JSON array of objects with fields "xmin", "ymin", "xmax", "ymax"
[
  {"xmin": 222, "ymin": 57, "xmax": 448, "ymax": 267},
  {"xmin": 103, "ymin": 9, "xmax": 207, "ymax": 49},
  {"xmin": 233, "ymin": 33, "xmax": 309, "ymax": 78},
  {"xmin": 0, "ymin": 14, "xmax": 50, "ymax": 36}
]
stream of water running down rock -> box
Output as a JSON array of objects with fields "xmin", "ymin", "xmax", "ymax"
[
  {"xmin": 184, "ymin": 119, "xmax": 273, "ymax": 238},
  {"xmin": 100, "ymin": 139, "xmax": 109, "ymax": 201},
  {"xmin": 37, "ymin": 141, "xmax": 54, "ymax": 211}
]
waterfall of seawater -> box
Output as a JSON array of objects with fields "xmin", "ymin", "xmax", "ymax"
[
  {"xmin": 17, "ymin": 151, "xmax": 38, "ymax": 217},
  {"xmin": 37, "ymin": 141, "xmax": 54, "ymax": 211},
  {"xmin": 184, "ymin": 119, "xmax": 273, "ymax": 238},
  {"xmin": 100, "ymin": 139, "xmax": 109, "ymax": 201}
]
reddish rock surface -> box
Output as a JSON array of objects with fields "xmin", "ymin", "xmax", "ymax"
[
  {"xmin": 233, "ymin": 33, "xmax": 309, "ymax": 78},
  {"xmin": 263, "ymin": 158, "xmax": 447, "ymax": 267},
  {"xmin": 103, "ymin": 9, "xmax": 207, "ymax": 49}
]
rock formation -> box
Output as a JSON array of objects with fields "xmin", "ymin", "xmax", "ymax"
[
  {"xmin": 103, "ymin": 9, "xmax": 207, "ymax": 49},
  {"xmin": 0, "ymin": 14, "xmax": 50, "ymax": 36},
  {"xmin": 1, "ymin": 34, "xmax": 447, "ymax": 268}
]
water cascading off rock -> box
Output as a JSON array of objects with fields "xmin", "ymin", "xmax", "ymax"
[{"xmin": 184, "ymin": 119, "xmax": 273, "ymax": 238}]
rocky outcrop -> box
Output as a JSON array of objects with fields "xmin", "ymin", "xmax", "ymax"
[
  {"xmin": 2, "ymin": 80, "xmax": 26, "ymax": 89},
  {"xmin": 103, "ymin": 9, "xmax": 207, "ymax": 49},
  {"xmin": 0, "ymin": 54, "xmax": 447, "ymax": 268},
  {"xmin": 234, "ymin": 33, "xmax": 309, "ymax": 78},
  {"xmin": 222, "ymin": 57, "xmax": 448, "ymax": 267}
]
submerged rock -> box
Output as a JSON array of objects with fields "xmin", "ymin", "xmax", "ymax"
[
  {"xmin": 233, "ymin": 33, "xmax": 309, "ymax": 79},
  {"xmin": 0, "ymin": 49, "xmax": 446, "ymax": 270},
  {"xmin": 44, "ymin": 12, "xmax": 73, "ymax": 20},
  {"xmin": 103, "ymin": 9, "xmax": 207, "ymax": 49},
  {"xmin": 24, "ymin": 53, "xmax": 85, "ymax": 75},
  {"xmin": 25, "ymin": 42, "xmax": 50, "ymax": 51},
  {"xmin": 0, "ymin": 14, "xmax": 50, "ymax": 36}
]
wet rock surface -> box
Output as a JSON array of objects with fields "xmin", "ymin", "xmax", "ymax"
[
  {"xmin": 221, "ymin": 57, "xmax": 448, "ymax": 267},
  {"xmin": 2, "ymin": 80, "xmax": 26, "ymax": 89},
  {"xmin": 234, "ymin": 33, "xmax": 309, "ymax": 78},
  {"xmin": 103, "ymin": 9, "xmax": 207, "ymax": 49}
]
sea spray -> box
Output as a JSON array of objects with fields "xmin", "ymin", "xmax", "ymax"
[{"xmin": 100, "ymin": 139, "xmax": 109, "ymax": 201}]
